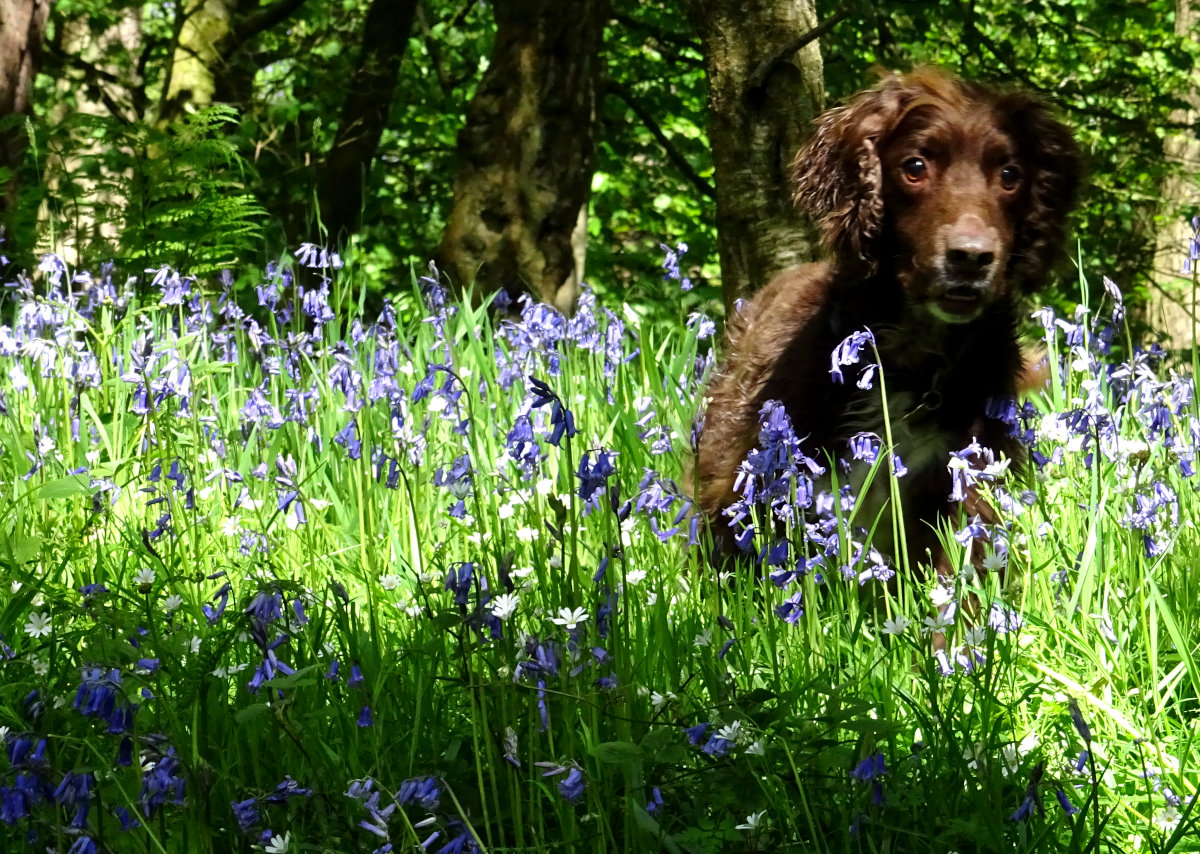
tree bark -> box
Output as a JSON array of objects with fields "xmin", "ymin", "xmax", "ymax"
[
  {"xmin": 1148, "ymin": 0, "xmax": 1200, "ymax": 350},
  {"xmin": 162, "ymin": 0, "xmax": 233, "ymax": 121},
  {"xmin": 680, "ymin": 0, "xmax": 825, "ymax": 309},
  {"xmin": 436, "ymin": 0, "xmax": 609, "ymax": 309},
  {"xmin": 0, "ymin": 0, "xmax": 52, "ymax": 247},
  {"xmin": 316, "ymin": 0, "xmax": 418, "ymax": 243}
]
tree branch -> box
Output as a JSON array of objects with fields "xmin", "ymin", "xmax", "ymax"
[
  {"xmin": 232, "ymin": 0, "xmax": 311, "ymax": 46},
  {"xmin": 604, "ymin": 80, "xmax": 715, "ymax": 201},
  {"xmin": 611, "ymin": 12, "xmax": 701, "ymax": 54},
  {"xmin": 745, "ymin": 6, "xmax": 851, "ymax": 99}
]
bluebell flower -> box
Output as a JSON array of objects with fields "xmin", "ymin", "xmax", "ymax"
[
  {"xmin": 118, "ymin": 737, "xmax": 133, "ymax": 766},
  {"xmin": 646, "ymin": 786, "xmax": 664, "ymax": 815},
  {"xmin": 537, "ymin": 680, "xmax": 549, "ymax": 730},
  {"xmin": 1067, "ymin": 698, "xmax": 1092, "ymax": 744},
  {"xmin": 204, "ymin": 582, "xmax": 232, "ymax": 624},
  {"xmin": 848, "ymin": 432, "xmax": 880, "ymax": 463},
  {"xmin": 1056, "ymin": 788, "xmax": 1079, "ymax": 816},
  {"xmin": 986, "ymin": 604, "xmax": 1023, "ymax": 635},
  {"xmin": 245, "ymin": 590, "xmax": 283, "ymax": 624},
  {"xmin": 850, "ymin": 752, "xmax": 888, "ymax": 782},
  {"xmin": 526, "ymin": 376, "xmax": 578, "ymax": 447},
  {"xmin": 53, "ymin": 770, "xmax": 94, "ymax": 828},
  {"xmin": 73, "ymin": 667, "xmax": 135, "ymax": 733},
  {"xmin": 1008, "ymin": 792, "xmax": 1038, "ymax": 822},
  {"xmin": 294, "ymin": 242, "xmax": 343, "ymax": 270},
  {"xmin": 775, "ymin": 591, "xmax": 804, "ymax": 624},
  {"xmin": 114, "ymin": 804, "xmax": 140, "ymax": 830},
  {"xmin": 702, "ymin": 736, "xmax": 732, "ymax": 757},
  {"xmin": 444, "ymin": 562, "xmax": 475, "ymax": 609},
  {"xmin": 232, "ymin": 797, "xmax": 261, "ymax": 832},
  {"xmin": 264, "ymin": 776, "xmax": 311, "ymax": 804},
  {"xmin": 397, "ymin": 776, "xmax": 441, "ymax": 811},
  {"xmin": 558, "ymin": 767, "xmax": 586, "ymax": 802},
  {"xmin": 66, "ymin": 837, "xmax": 98, "ymax": 854},
  {"xmin": 434, "ymin": 454, "xmax": 474, "ymax": 507},
  {"xmin": 139, "ymin": 744, "xmax": 186, "ymax": 816},
  {"xmin": 436, "ymin": 823, "xmax": 478, "ymax": 854},
  {"xmin": 358, "ymin": 706, "xmax": 373, "ymax": 727},
  {"xmin": 334, "ymin": 419, "xmax": 363, "ymax": 460},
  {"xmin": 830, "ymin": 329, "xmax": 876, "ymax": 385},
  {"xmin": 577, "ymin": 449, "xmax": 617, "ymax": 505},
  {"xmin": 80, "ymin": 583, "xmax": 109, "ymax": 600},
  {"xmin": 504, "ymin": 415, "xmax": 543, "ymax": 478},
  {"xmin": 660, "ymin": 242, "xmax": 692, "ymax": 291}
]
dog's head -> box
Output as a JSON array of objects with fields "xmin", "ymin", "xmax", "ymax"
[{"xmin": 793, "ymin": 68, "xmax": 1081, "ymax": 323}]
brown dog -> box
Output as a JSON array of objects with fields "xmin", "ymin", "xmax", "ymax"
[{"xmin": 696, "ymin": 69, "xmax": 1080, "ymax": 578}]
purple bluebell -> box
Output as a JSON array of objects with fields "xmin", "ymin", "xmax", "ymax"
[
  {"xmin": 577, "ymin": 449, "xmax": 617, "ymax": 506},
  {"xmin": 660, "ymin": 242, "xmax": 692, "ymax": 291},
  {"xmin": 1056, "ymin": 788, "xmax": 1079, "ymax": 816},
  {"xmin": 232, "ymin": 797, "xmax": 261, "ymax": 832},
  {"xmin": 396, "ymin": 775, "xmax": 440, "ymax": 811},
  {"xmin": 73, "ymin": 667, "xmax": 135, "ymax": 733},
  {"xmin": 702, "ymin": 736, "xmax": 732, "ymax": 757},
  {"xmin": 830, "ymin": 329, "xmax": 876, "ymax": 385},
  {"xmin": 558, "ymin": 767, "xmax": 586, "ymax": 802},
  {"xmin": 1068, "ymin": 698, "xmax": 1092, "ymax": 744},
  {"xmin": 850, "ymin": 753, "xmax": 888, "ymax": 782},
  {"xmin": 139, "ymin": 744, "xmax": 186, "ymax": 816}
]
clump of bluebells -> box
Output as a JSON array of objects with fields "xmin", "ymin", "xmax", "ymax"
[{"xmin": 0, "ymin": 238, "xmax": 1197, "ymax": 853}]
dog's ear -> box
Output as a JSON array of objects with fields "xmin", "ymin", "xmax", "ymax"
[
  {"xmin": 997, "ymin": 95, "xmax": 1082, "ymax": 292},
  {"xmin": 792, "ymin": 77, "xmax": 907, "ymax": 265}
]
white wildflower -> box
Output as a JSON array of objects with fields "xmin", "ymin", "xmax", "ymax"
[
  {"xmin": 490, "ymin": 593, "xmax": 520, "ymax": 621},
  {"xmin": 379, "ymin": 574, "xmax": 402, "ymax": 591},
  {"xmin": 735, "ymin": 811, "xmax": 767, "ymax": 831},
  {"xmin": 551, "ymin": 607, "xmax": 588, "ymax": 631},
  {"xmin": 24, "ymin": 612, "xmax": 51, "ymax": 638}
]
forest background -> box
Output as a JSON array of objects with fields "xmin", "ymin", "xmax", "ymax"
[{"xmin": 1, "ymin": 0, "xmax": 1198, "ymax": 335}]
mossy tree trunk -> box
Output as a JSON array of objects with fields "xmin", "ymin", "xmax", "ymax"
[
  {"xmin": 437, "ymin": 0, "xmax": 609, "ymax": 310},
  {"xmin": 680, "ymin": 0, "xmax": 826, "ymax": 310},
  {"xmin": 0, "ymin": 0, "xmax": 52, "ymax": 250},
  {"xmin": 1148, "ymin": 0, "xmax": 1200, "ymax": 350},
  {"xmin": 315, "ymin": 0, "xmax": 418, "ymax": 244}
]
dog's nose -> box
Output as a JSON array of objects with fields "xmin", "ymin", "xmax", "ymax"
[{"xmin": 944, "ymin": 217, "xmax": 997, "ymax": 278}]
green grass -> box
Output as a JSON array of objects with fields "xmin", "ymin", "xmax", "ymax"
[{"xmin": 0, "ymin": 247, "xmax": 1197, "ymax": 853}]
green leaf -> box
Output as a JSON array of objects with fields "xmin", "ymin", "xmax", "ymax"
[
  {"xmin": 589, "ymin": 740, "xmax": 642, "ymax": 765},
  {"xmin": 32, "ymin": 476, "xmax": 90, "ymax": 501}
]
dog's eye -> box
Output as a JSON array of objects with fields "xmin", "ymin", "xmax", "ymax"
[
  {"xmin": 999, "ymin": 164, "xmax": 1022, "ymax": 190},
  {"xmin": 902, "ymin": 157, "xmax": 927, "ymax": 182}
]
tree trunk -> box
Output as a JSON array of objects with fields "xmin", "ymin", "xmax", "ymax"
[
  {"xmin": 681, "ymin": 0, "xmax": 825, "ymax": 309},
  {"xmin": 162, "ymin": 0, "xmax": 232, "ymax": 121},
  {"xmin": 437, "ymin": 0, "xmax": 609, "ymax": 310},
  {"xmin": 316, "ymin": 0, "xmax": 418, "ymax": 244},
  {"xmin": 0, "ymin": 0, "xmax": 52, "ymax": 248},
  {"xmin": 1148, "ymin": 0, "xmax": 1200, "ymax": 350}
]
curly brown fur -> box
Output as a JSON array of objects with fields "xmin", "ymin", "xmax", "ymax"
[{"xmin": 697, "ymin": 68, "xmax": 1081, "ymax": 575}]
